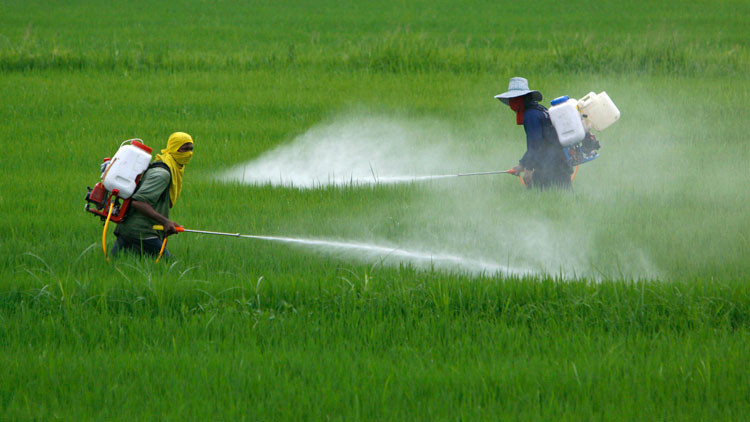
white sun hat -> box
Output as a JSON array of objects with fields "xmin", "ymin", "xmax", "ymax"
[{"xmin": 494, "ymin": 77, "xmax": 543, "ymax": 105}]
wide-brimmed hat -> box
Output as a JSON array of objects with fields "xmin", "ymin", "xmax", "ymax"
[{"xmin": 494, "ymin": 77, "xmax": 542, "ymax": 105}]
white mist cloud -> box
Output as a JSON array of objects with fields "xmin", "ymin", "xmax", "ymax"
[
  {"xmin": 218, "ymin": 114, "xmax": 481, "ymax": 188},
  {"xmin": 217, "ymin": 111, "xmax": 661, "ymax": 279}
]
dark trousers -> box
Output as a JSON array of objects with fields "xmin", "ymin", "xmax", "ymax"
[
  {"xmin": 531, "ymin": 161, "xmax": 573, "ymax": 190},
  {"xmin": 531, "ymin": 171, "xmax": 572, "ymax": 190},
  {"xmin": 111, "ymin": 235, "xmax": 171, "ymax": 258}
]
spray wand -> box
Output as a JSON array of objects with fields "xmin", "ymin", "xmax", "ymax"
[
  {"xmin": 460, "ymin": 168, "xmax": 525, "ymax": 186},
  {"xmin": 454, "ymin": 168, "xmax": 519, "ymax": 177},
  {"xmin": 152, "ymin": 224, "xmax": 277, "ymax": 262},
  {"xmin": 373, "ymin": 168, "xmax": 525, "ymax": 186},
  {"xmin": 154, "ymin": 225, "xmax": 253, "ymax": 237}
]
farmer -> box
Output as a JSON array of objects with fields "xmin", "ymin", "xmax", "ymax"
[
  {"xmin": 112, "ymin": 132, "xmax": 194, "ymax": 257},
  {"xmin": 496, "ymin": 77, "xmax": 572, "ymax": 189}
]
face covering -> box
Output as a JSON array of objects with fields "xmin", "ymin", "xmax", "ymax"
[
  {"xmin": 171, "ymin": 150, "xmax": 193, "ymax": 166},
  {"xmin": 155, "ymin": 132, "xmax": 194, "ymax": 207},
  {"xmin": 509, "ymin": 97, "xmax": 525, "ymax": 125}
]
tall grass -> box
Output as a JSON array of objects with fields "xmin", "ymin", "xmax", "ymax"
[
  {"xmin": 0, "ymin": 0, "xmax": 748, "ymax": 419},
  {"xmin": 1, "ymin": 27, "xmax": 745, "ymax": 76},
  {"xmin": 0, "ymin": 1, "xmax": 746, "ymax": 75},
  {"xmin": 1, "ymin": 266, "xmax": 748, "ymax": 419}
]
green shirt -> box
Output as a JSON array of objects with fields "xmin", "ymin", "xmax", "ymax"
[{"xmin": 114, "ymin": 166, "xmax": 171, "ymax": 240}]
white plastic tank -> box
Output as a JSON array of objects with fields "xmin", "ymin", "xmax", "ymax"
[
  {"xmin": 548, "ymin": 96, "xmax": 586, "ymax": 146},
  {"xmin": 578, "ymin": 91, "xmax": 620, "ymax": 131},
  {"xmin": 101, "ymin": 139, "xmax": 153, "ymax": 198}
]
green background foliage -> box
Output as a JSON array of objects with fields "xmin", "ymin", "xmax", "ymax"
[{"xmin": 0, "ymin": 0, "xmax": 748, "ymax": 419}]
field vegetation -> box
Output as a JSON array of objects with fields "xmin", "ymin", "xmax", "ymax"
[{"xmin": 1, "ymin": 0, "xmax": 748, "ymax": 419}]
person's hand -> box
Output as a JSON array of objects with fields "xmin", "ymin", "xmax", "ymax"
[
  {"xmin": 510, "ymin": 165, "xmax": 522, "ymax": 175},
  {"xmin": 163, "ymin": 220, "xmax": 180, "ymax": 236}
]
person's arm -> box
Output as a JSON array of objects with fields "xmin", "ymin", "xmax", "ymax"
[
  {"xmin": 130, "ymin": 201, "xmax": 180, "ymax": 235},
  {"xmin": 516, "ymin": 109, "xmax": 543, "ymax": 181},
  {"xmin": 130, "ymin": 168, "xmax": 180, "ymax": 235}
]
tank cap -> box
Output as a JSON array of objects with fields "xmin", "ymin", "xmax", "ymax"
[
  {"xmin": 550, "ymin": 95, "xmax": 570, "ymax": 106},
  {"xmin": 130, "ymin": 140, "xmax": 153, "ymax": 154}
]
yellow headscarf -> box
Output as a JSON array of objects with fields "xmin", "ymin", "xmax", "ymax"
[{"xmin": 155, "ymin": 132, "xmax": 194, "ymax": 207}]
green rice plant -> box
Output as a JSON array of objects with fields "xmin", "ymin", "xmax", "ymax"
[{"xmin": 0, "ymin": 0, "xmax": 748, "ymax": 419}]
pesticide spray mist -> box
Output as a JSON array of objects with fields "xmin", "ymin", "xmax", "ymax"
[
  {"xmin": 217, "ymin": 114, "xmax": 534, "ymax": 276},
  {"xmin": 217, "ymin": 113, "xmax": 587, "ymax": 278},
  {"xmin": 219, "ymin": 115, "xmax": 486, "ymax": 188},
  {"xmin": 216, "ymin": 103, "xmax": 744, "ymax": 280},
  {"xmin": 242, "ymin": 234, "xmax": 531, "ymax": 276}
]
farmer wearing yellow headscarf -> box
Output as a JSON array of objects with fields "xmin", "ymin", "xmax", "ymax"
[
  {"xmin": 113, "ymin": 132, "xmax": 194, "ymax": 258},
  {"xmin": 155, "ymin": 131, "xmax": 194, "ymax": 207}
]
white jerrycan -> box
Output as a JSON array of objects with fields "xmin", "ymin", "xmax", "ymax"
[
  {"xmin": 578, "ymin": 91, "xmax": 620, "ymax": 131},
  {"xmin": 548, "ymin": 95, "xmax": 586, "ymax": 146},
  {"xmin": 101, "ymin": 139, "xmax": 153, "ymax": 198}
]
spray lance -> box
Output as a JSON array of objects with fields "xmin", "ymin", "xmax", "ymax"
[
  {"xmin": 372, "ymin": 168, "xmax": 527, "ymax": 186},
  {"xmin": 454, "ymin": 168, "xmax": 526, "ymax": 186},
  {"xmin": 151, "ymin": 224, "xmax": 321, "ymax": 263},
  {"xmin": 454, "ymin": 169, "xmax": 519, "ymax": 177},
  {"xmin": 150, "ymin": 224, "xmax": 345, "ymax": 263},
  {"xmin": 152, "ymin": 225, "xmax": 254, "ymax": 262}
]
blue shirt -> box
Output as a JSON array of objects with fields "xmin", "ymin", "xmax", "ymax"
[
  {"xmin": 520, "ymin": 106, "xmax": 547, "ymax": 170},
  {"xmin": 518, "ymin": 101, "xmax": 573, "ymax": 186}
]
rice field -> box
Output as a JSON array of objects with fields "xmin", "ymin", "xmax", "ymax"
[{"xmin": 0, "ymin": 0, "xmax": 748, "ymax": 419}]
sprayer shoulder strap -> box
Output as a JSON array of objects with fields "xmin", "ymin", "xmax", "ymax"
[
  {"xmin": 528, "ymin": 103, "xmax": 564, "ymax": 144},
  {"xmin": 148, "ymin": 161, "xmax": 171, "ymax": 174},
  {"xmin": 526, "ymin": 103, "xmax": 550, "ymax": 119}
]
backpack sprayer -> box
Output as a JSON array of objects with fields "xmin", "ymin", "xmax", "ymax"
[
  {"xmin": 84, "ymin": 139, "xmax": 154, "ymax": 259},
  {"xmin": 548, "ymin": 91, "xmax": 621, "ymax": 168}
]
